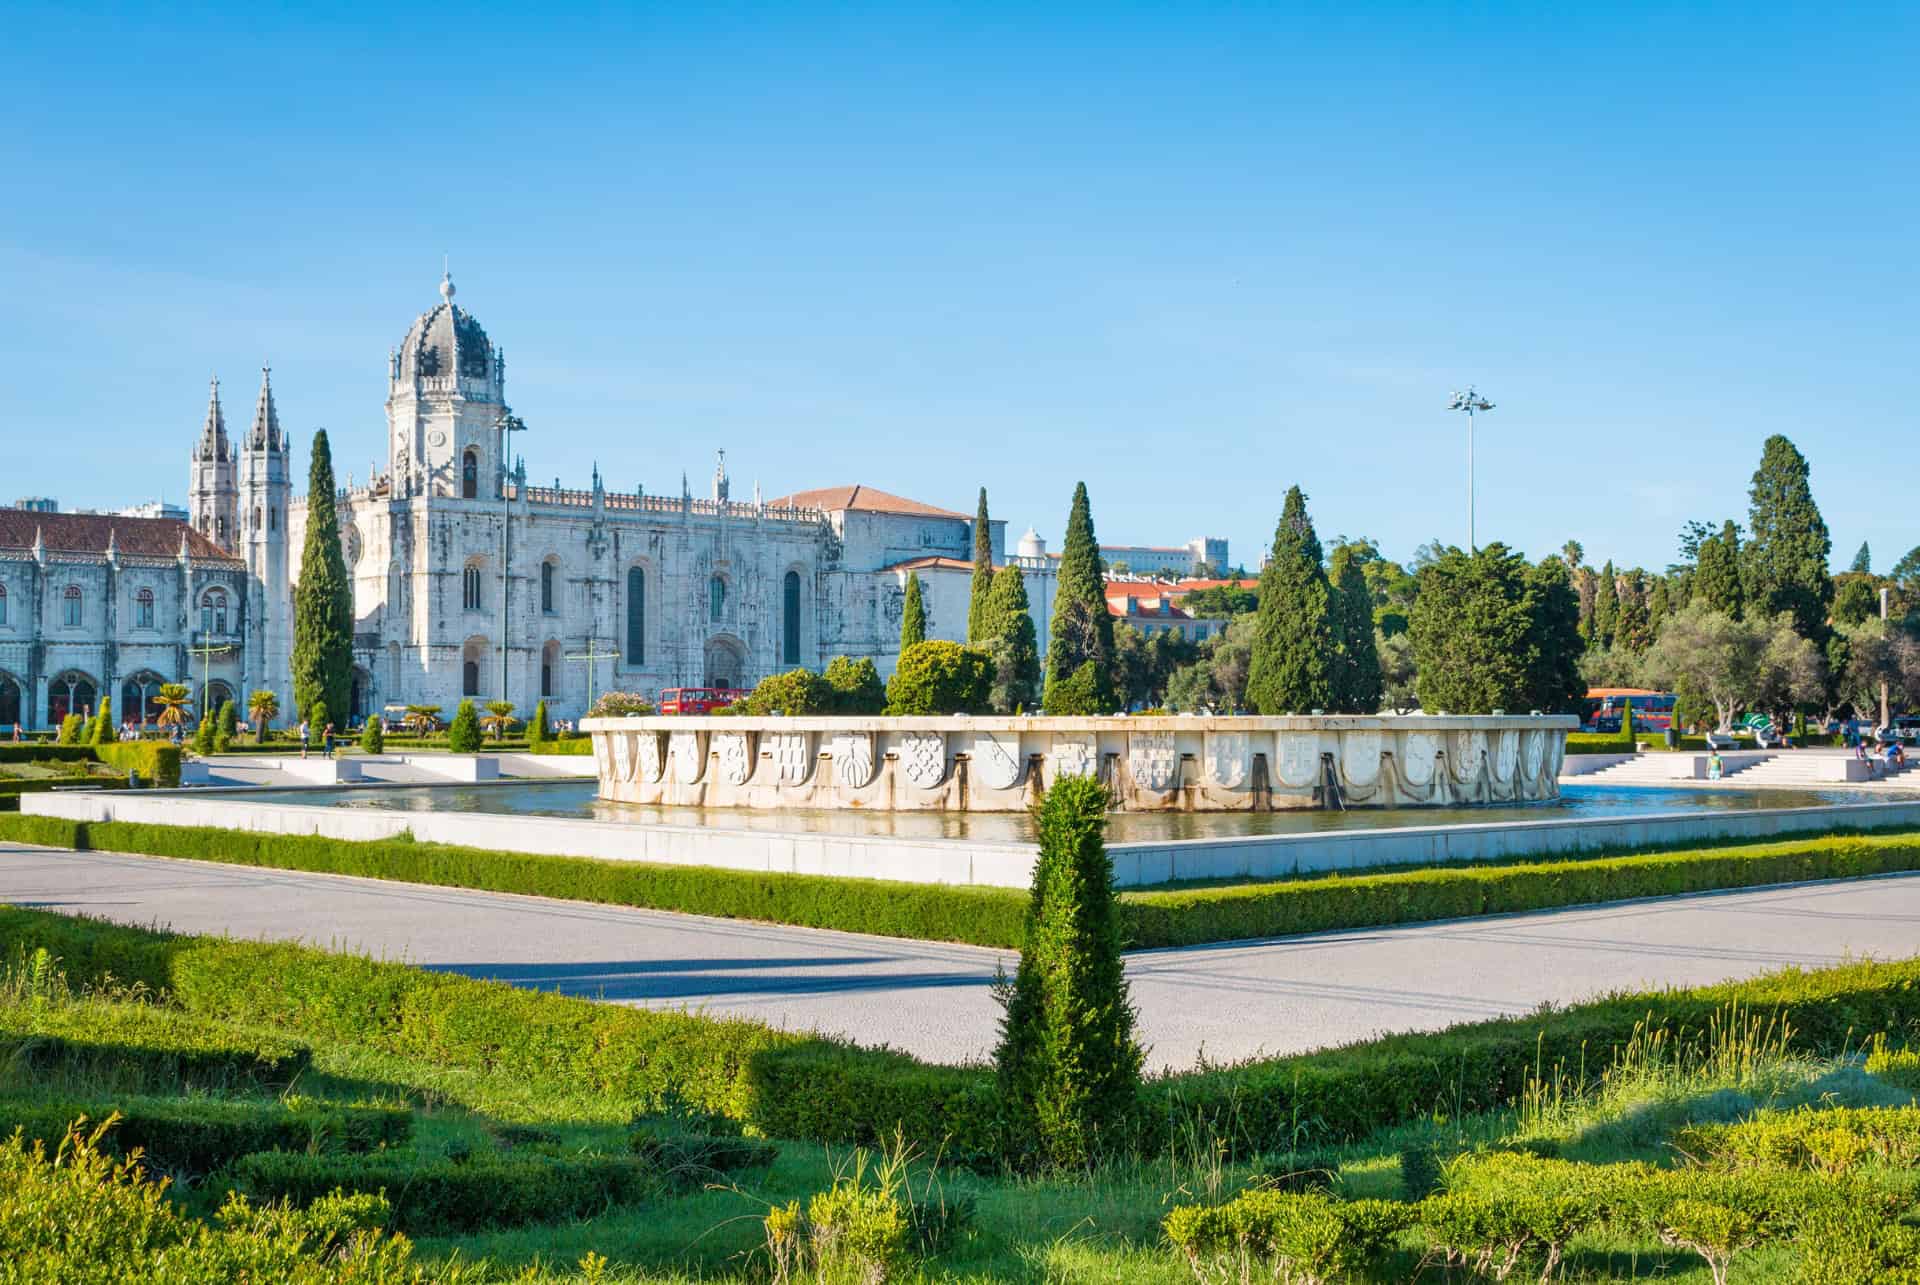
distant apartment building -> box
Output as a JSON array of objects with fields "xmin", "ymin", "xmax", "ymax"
[
  {"xmin": 11, "ymin": 498, "xmax": 58, "ymax": 513},
  {"xmin": 1016, "ymin": 528, "xmax": 1227, "ymax": 578}
]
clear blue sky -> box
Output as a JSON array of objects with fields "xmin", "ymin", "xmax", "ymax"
[{"xmin": 3, "ymin": 4, "xmax": 1913, "ymax": 574}]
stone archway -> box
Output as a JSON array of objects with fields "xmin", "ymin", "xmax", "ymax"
[
  {"xmin": 704, "ymin": 636, "xmax": 747, "ymax": 691},
  {"xmin": 0, "ymin": 671, "xmax": 21, "ymax": 729}
]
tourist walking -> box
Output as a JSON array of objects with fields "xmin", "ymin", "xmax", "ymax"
[
  {"xmin": 322, "ymin": 722, "xmax": 336, "ymax": 758},
  {"xmin": 298, "ymin": 717, "xmax": 310, "ymax": 759}
]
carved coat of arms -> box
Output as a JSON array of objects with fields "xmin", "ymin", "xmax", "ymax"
[
  {"xmin": 715, "ymin": 732, "xmax": 753, "ymax": 786},
  {"xmin": 768, "ymin": 731, "xmax": 812, "ymax": 785},
  {"xmin": 833, "ymin": 731, "xmax": 875, "ymax": 788},
  {"xmin": 972, "ymin": 732, "xmax": 1021, "ymax": 790},
  {"xmin": 898, "ymin": 731, "xmax": 946, "ymax": 789},
  {"xmin": 637, "ymin": 732, "xmax": 664, "ymax": 783},
  {"xmin": 1398, "ymin": 731, "xmax": 1437, "ymax": 786},
  {"xmin": 1276, "ymin": 733, "xmax": 1320, "ymax": 787},
  {"xmin": 1128, "ymin": 732, "xmax": 1178, "ymax": 791},
  {"xmin": 1449, "ymin": 730, "xmax": 1485, "ymax": 783},
  {"xmin": 1050, "ymin": 735, "xmax": 1097, "ymax": 779},
  {"xmin": 1342, "ymin": 730, "xmax": 1382, "ymax": 787},
  {"xmin": 668, "ymin": 731, "xmax": 706, "ymax": 783},
  {"xmin": 1205, "ymin": 732, "xmax": 1248, "ymax": 789}
]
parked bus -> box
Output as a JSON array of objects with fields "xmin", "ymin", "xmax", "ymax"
[
  {"xmin": 1584, "ymin": 688, "xmax": 1675, "ymax": 733},
  {"xmin": 658, "ymin": 687, "xmax": 748, "ymax": 715}
]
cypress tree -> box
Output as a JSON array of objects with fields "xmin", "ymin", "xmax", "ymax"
[
  {"xmin": 1327, "ymin": 542, "xmax": 1382, "ymax": 713},
  {"xmin": 1695, "ymin": 521, "xmax": 1744, "ymax": 618},
  {"xmin": 1408, "ymin": 543, "xmax": 1533, "ymax": 714},
  {"xmin": 1522, "ymin": 555, "xmax": 1587, "ymax": 714},
  {"xmin": 1851, "ymin": 541, "xmax": 1873, "ymax": 575},
  {"xmin": 214, "ymin": 699, "xmax": 237, "ymax": 752},
  {"xmin": 528, "ymin": 699, "xmax": 549, "ymax": 748},
  {"xmin": 1615, "ymin": 569, "xmax": 1653, "ymax": 653},
  {"xmin": 993, "ymin": 775, "xmax": 1142, "ymax": 1172},
  {"xmin": 1245, "ymin": 487, "xmax": 1333, "ymax": 714},
  {"xmin": 968, "ymin": 487, "xmax": 993, "ymax": 643},
  {"xmin": 1043, "ymin": 482, "xmax": 1117, "ymax": 714},
  {"xmin": 291, "ymin": 430, "xmax": 354, "ymax": 724},
  {"xmin": 1744, "ymin": 434, "xmax": 1833, "ymax": 642},
  {"xmin": 900, "ymin": 572, "xmax": 927, "ymax": 650},
  {"xmin": 1647, "ymin": 575, "xmax": 1672, "ymax": 641},
  {"xmin": 360, "ymin": 716, "xmax": 384, "ymax": 754},
  {"xmin": 89, "ymin": 696, "xmax": 115, "ymax": 745},
  {"xmin": 1591, "ymin": 560, "xmax": 1619, "ymax": 648},
  {"xmin": 447, "ymin": 699, "xmax": 481, "ymax": 753},
  {"xmin": 983, "ymin": 563, "xmax": 1041, "ymax": 713}
]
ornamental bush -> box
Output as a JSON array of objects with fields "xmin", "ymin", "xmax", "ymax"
[
  {"xmin": 528, "ymin": 699, "xmax": 550, "ymax": 747},
  {"xmin": 886, "ymin": 641, "xmax": 992, "ymax": 716},
  {"xmin": 737, "ymin": 668, "xmax": 834, "ymax": 716},
  {"xmin": 214, "ymin": 699, "xmax": 237, "ymax": 753},
  {"xmin": 446, "ymin": 699, "xmax": 481, "ymax": 753},
  {"xmin": 0, "ymin": 1096, "xmax": 409, "ymax": 1176},
  {"xmin": 89, "ymin": 696, "xmax": 116, "ymax": 744},
  {"xmin": 823, "ymin": 656, "xmax": 886, "ymax": 715},
  {"xmin": 993, "ymin": 775, "xmax": 1142, "ymax": 1170},
  {"xmin": 588, "ymin": 691, "xmax": 654, "ymax": 718},
  {"xmin": 359, "ymin": 717, "xmax": 384, "ymax": 755},
  {"xmin": 191, "ymin": 711, "xmax": 217, "ymax": 756},
  {"xmin": 56, "ymin": 713, "xmax": 83, "ymax": 745},
  {"xmin": 1165, "ymin": 1190, "xmax": 1410, "ymax": 1285}
]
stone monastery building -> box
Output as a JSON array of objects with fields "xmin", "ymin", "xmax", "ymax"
[{"xmin": 182, "ymin": 273, "xmax": 1012, "ymax": 723}]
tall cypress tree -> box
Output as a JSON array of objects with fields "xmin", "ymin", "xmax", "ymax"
[
  {"xmin": 1695, "ymin": 521, "xmax": 1744, "ymax": 618},
  {"xmin": 968, "ymin": 487, "xmax": 993, "ymax": 643},
  {"xmin": 1043, "ymin": 482, "xmax": 1118, "ymax": 714},
  {"xmin": 1851, "ymin": 541, "xmax": 1873, "ymax": 575},
  {"xmin": 1409, "ymin": 543, "xmax": 1533, "ymax": 714},
  {"xmin": 900, "ymin": 572, "xmax": 927, "ymax": 650},
  {"xmin": 1591, "ymin": 560, "xmax": 1619, "ymax": 649},
  {"xmin": 1522, "ymin": 555, "xmax": 1587, "ymax": 714},
  {"xmin": 1327, "ymin": 542, "xmax": 1382, "ymax": 713},
  {"xmin": 1744, "ymin": 434, "xmax": 1833, "ymax": 642},
  {"xmin": 291, "ymin": 430, "xmax": 353, "ymax": 723},
  {"xmin": 1245, "ymin": 487, "xmax": 1333, "ymax": 714},
  {"xmin": 1615, "ymin": 569, "xmax": 1652, "ymax": 653},
  {"xmin": 983, "ymin": 563, "xmax": 1041, "ymax": 713}
]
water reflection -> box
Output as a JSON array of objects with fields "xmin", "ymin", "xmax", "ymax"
[{"xmin": 242, "ymin": 780, "xmax": 1892, "ymax": 845}]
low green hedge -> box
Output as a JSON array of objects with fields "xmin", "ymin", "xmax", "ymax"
[
  {"xmin": 11, "ymin": 905, "xmax": 1920, "ymax": 1167},
  {"xmin": 0, "ymin": 745, "xmax": 97, "ymax": 765},
  {"xmin": 0, "ymin": 999, "xmax": 312, "ymax": 1091},
  {"xmin": 229, "ymin": 1147, "xmax": 659, "ymax": 1235},
  {"xmin": 9, "ymin": 812, "xmax": 1920, "ymax": 954},
  {"xmin": 530, "ymin": 736, "xmax": 594, "ymax": 756},
  {"xmin": 96, "ymin": 742, "xmax": 181, "ymax": 787},
  {"xmin": 0, "ymin": 1094, "xmax": 411, "ymax": 1174},
  {"xmin": 1563, "ymin": 731, "xmax": 1636, "ymax": 755}
]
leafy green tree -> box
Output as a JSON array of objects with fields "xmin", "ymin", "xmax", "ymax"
[
  {"xmin": 735, "ymin": 668, "xmax": 833, "ymax": 715},
  {"xmin": 1591, "ymin": 560, "xmax": 1619, "ymax": 648},
  {"xmin": 360, "ymin": 716, "xmax": 384, "ymax": 754},
  {"xmin": 1245, "ymin": 487, "xmax": 1334, "ymax": 714},
  {"xmin": 993, "ymin": 775, "xmax": 1142, "ymax": 1172},
  {"xmin": 899, "ymin": 573, "xmax": 927, "ymax": 651},
  {"xmin": 1852, "ymin": 541, "xmax": 1873, "ymax": 575},
  {"xmin": 527, "ymin": 699, "xmax": 549, "ymax": 748},
  {"xmin": 1641, "ymin": 604, "xmax": 1823, "ymax": 732},
  {"xmin": 823, "ymin": 656, "xmax": 886, "ymax": 714},
  {"xmin": 1408, "ymin": 543, "xmax": 1533, "ymax": 714},
  {"xmin": 1833, "ymin": 576, "xmax": 1880, "ymax": 628},
  {"xmin": 481, "ymin": 700, "xmax": 517, "ymax": 739},
  {"xmin": 1178, "ymin": 583, "xmax": 1257, "ymax": 619},
  {"xmin": 88, "ymin": 696, "xmax": 115, "ymax": 745},
  {"xmin": 247, "ymin": 689, "xmax": 279, "ymax": 745},
  {"xmin": 968, "ymin": 487, "xmax": 993, "ymax": 643},
  {"xmin": 1043, "ymin": 482, "xmax": 1117, "ymax": 714},
  {"xmin": 446, "ymin": 699, "xmax": 482, "ymax": 753},
  {"xmin": 885, "ymin": 640, "xmax": 992, "ymax": 714},
  {"xmin": 1647, "ymin": 576, "xmax": 1673, "ymax": 641},
  {"xmin": 1522, "ymin": 556, "xmax": 1587, "ymax": 714},
  {"xmin": 1327, "ymin": 541, "xmax": 1382, "ymax": 713},
  {"xmin": 291, "ymin": 430, "xmax": 353, "ymax": 723},
  {"xmin": 1378, "ymin": 629, "xmax": 1418, "ymax": 712},
  {"xmin": 1744, "ymin": 434, "xmax": 1832, "ymax": 641},
  {"xmin": 214, "ymin": 699, "xmax": 237, "ymax": 752},
  {"xmin": 1694, "ymin": 521, "xmax": 1745, "ymax": 618},
  {"xmin": 1616, "ymin": 569, "xmax": 1653, "ymax": 654},
  {"xmin": 982, "ymin": 563, "xmax": 1041, "ymax": 713}
]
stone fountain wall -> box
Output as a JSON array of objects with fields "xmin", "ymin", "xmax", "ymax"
[{"xmin": 579, "ymin": 714, "xmax": 1577, "ymax": 812}]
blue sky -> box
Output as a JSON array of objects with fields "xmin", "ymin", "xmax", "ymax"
[{"xmin": 2, "ymin": 4, "xmax": 1913, "ymax": 574}]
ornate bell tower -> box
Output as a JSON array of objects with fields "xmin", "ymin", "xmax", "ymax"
[{"xmin": 385, "ymin": 272, "xmax": 507, "ymax": 499}]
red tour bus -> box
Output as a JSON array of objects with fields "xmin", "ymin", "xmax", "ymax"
[
  {"xmin": 1584, "ymin": 688, "xmax": 1676, "ymax": 733},
  {"xmin": 658, "ymin": 687, "xmax": 748, "ymax": 715}
]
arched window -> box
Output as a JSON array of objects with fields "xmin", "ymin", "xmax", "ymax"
[
  {"xmin": 252, "ymin": 506, "xmax": 261, "ymax": 532},
  {"xmin": 462, "ymin": 450, "xmax": 479, "ymax": 499},
  {"xmin": 0, "ymin": 583, "xmax": 8, "ymax": 628},
  {"xmin": 462, "ymin": 660, "xmax": 479, "ymax": 696},
  {"xmin": 709, "ymin": 575, "xmax": 725, "ymax": 623},
  {"xmin": 63, "ymin": 586, "xmax": 82, "ymax": 628},
  {"xmin": 462, "ymin": 566, "xmax": 482, "ymax": 611},
  {"xmin": 135, "ymin": 588, "xmax": 154, "ymax": 629},
  {"xmin": 625, "ymin": 568, "xmax": 645, "ymax": 665},
  {"xmin": 269, "ymin": 507, "xmax": 277, "ymax": 531},
  {"xmin": 783, "ymin": 571, "xmax": 801, "ymax": 665},
  {"xmin": 541, "ymin": 641, "xmax": 559, "ymax": 699},
  {"xmin": 200, "ymin": 588, "xmax": 228, "ymax": 635},
  {"xmin": 541, "ymin": 562, "xmax": 556, "ymax": 614}
]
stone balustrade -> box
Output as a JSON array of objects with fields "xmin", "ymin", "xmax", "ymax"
[{"xmin": 580, "ymin": 714, "xmax": 1578, "ymax": 813}]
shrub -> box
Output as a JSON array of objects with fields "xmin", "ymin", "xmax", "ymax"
[
  {"xmin": 90, "ymin": 697, "xmax": 116, "ymax": 745},
  {"xmin": 735, "ymin": 669, "xmax": 833, "ymax": 716},
  {"xmin": 56, "ymin": 713, "xmax": 84, "ymax": 745},
  {"xmin": 96, "ymin": 741, "xmax": 181, "ymax": 787},
  {"xmin": 765, "ymin": 1155, "xmax": 912, "ymax": 1285},
  {"xmin": 823, "ymin": 656, "xmax": 886, "ymax": 715},
  {"xmin": 192, "ymin": 711, "xmax": 216, "ymax": 756},
  {"xmin": 588, "ymin": 691, "xmax": 655, "ymax": 718},
  {"xmin": 359, "ymin": 717, "xmax": 383, "ymax": 755},
  {"xmin": 1676, "ymin": 1106, "xmax": 1920, "ymax": 1173},
  {"xmin": 0, "ymin": 745, "xmax": 95, "ymax": 766},
  {"xmin": 886, "ymin": 641, "xmax": 992, "ymax": 716},
  {"xmin": 445, "ymin": 700, "xmax": 481, "ymax": 753},
  {"xmin": 0, "ymin": 1122, "xmax": 441, "ymax": 1282},
  {"xmin": 1164, "ymin": 1190, "xmax": 1409, "ymax": 1285},
  {"xmin": 0, "ymin": 999, "xmax": 312, "ymax": 1092},
  {"xmin": 528, "ymin": 699, "xmax": 550, "ymax": 747},
  {"xmin": 1040, "ymin": 659, "xmax": 1107, "ymax": 716},
  {"xmin": 1794, "ymin": 1196, "xmax": 1920, "ymax": 1282},
  {"xmin": 628, "ymin": 1119, "xmax": 777, "ymax": 1175},
  {"xmin": 214, "ymin": 700, "xmax": 237, "ymax": 753},
  {"xmin": 530, "ymin": 735, "xmax": 594, "ymax": 756},
  {"xmin": 0, "ymin": 1096, "xmax": 410, "ymax": 1175},
  {"xmin": 231, "ymin": 1147, "xmax": 659, "ymax": 1236},
  {"xmin": 1864, "ymin": 1038, "xmax": 1920, "ymax": 1095},
  {"xmin": 994, "ymin": 776, "xmax": 1142, "ymax": 1170}
]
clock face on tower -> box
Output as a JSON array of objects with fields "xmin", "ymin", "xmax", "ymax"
[{"xmin": 428, "ymin": 429, "xmax": 447, "ymax": 448}]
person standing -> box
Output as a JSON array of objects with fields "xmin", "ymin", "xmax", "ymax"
[
  {"xmin": 298, "ymin": 716, "xmax": 311, "ymax": 760},
  {"xmin": 322, "ymin": 722, "xmax": 335, "ymax": 759}
]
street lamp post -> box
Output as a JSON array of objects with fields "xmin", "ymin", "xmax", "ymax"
[
  {"xmin": 495, "ymin": 412, "xmax": 527, "ymax": 710},
  {"xmin": 564, "ymin": 639, "xmax": 620, "ymax": 716},
  {"xmin": 1447, "ymin": 388, "xmax": 1494, "ymax": 551}
]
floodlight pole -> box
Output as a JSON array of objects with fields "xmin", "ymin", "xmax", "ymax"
[{"xmin": 1448, "ymin": 388, "xmax": 1495, "ymax": 551}]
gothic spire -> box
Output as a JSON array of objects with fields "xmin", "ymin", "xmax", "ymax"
[
  {"xmin": 248, "ymin": 365, "xmax": 281, "ymax": 451},
  {"xmin": 712, "ymin": 449, "xmax": 729, "ymax": 503},
  {"xmin": 197, "ymin": 376, "xmax": 228, "ymax": 460}
]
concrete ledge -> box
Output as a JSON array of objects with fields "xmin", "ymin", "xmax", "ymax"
[
  {"xmin": 21, "ymin": 787, "xmax": 1920, "ymax": 890},
  {"xmin": 389, "ymin": 755, "xmax": 499, "ymax": 782}
]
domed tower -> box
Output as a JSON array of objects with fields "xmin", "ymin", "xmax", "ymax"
[
  {"xmin": 188, "ymin": 376, "xmax": 237, "ymax": 549},
  {"xmin": 385, "ymin": 271, "xmax": 508, "ymax": 500}
]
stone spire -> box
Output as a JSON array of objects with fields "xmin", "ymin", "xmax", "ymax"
[
  {"xmin": 712, "ymin": 449, "xmax": 730, "ymax": 503},
  {"xmin": 197, "ymin": 376, "xmax": 228, "ymax": 460},
  {"xmin": 248, "ymin": 366, "xmax": 282, "ymax": 451}
]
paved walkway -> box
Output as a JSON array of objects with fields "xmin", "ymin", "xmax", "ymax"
[{"xmin": 5, "ymin": 843, "xmax": 1920, "ymax": 1070}]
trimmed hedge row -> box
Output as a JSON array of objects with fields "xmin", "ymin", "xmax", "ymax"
[
  {"xmin": 11, "ymin": 905, "xmax": 1920, "ymax": 1167},
  {"xmin": 229, "ymin": 1148, "xmax": 659, "ymax": 1235},
  {"xmin": 0, "ymin": 745, "xmax": 96, "ymax": 765},
  {"xmin": 0, "ymin": 1094, "xmax": 410, "ymax": 1174},
  {"xmin": 529, "ymin": 736, "xmax": 593, "ymax": 756},
  {"xmin": 0, "ymin": 779, "xmax": 126, "ymax": 812},
  {"xmin": 0, "ymin": 742, "xmax": 179, "ymax": 787},
  {"xmin": 10, "ymin": 812, "xmax": 1920, "ymax": 953},
  {"xmin": 0, "ymin": 999, "xmax": 313, "ymax": 1090}
]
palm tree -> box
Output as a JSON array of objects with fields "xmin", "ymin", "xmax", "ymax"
[
  {"xmin": 153, "ymin": 684, "xmax": 193, "ymax": 729},
  {"xmin": 247, "ymin": 689, "xmax": 280, "ymax": 745},
  {"xmin": 404, "ymin": 705, "xmax": 442, "ymax": 737},
  {"xmin": 481, "ymin": 700, "xmax": 518, "ymax": 740}
]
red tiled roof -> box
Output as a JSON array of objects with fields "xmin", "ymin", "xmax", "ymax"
[
  {"xmin": 0, "ymin": 509, "xmax": 240, "ymax": 564},
  {"xmin": 763, "ymin": 485, "xmax": 969, "ymax": 520},
  {"xmin": 880, "ymin": 556, "xmax": 976, "ymax": 573}
]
